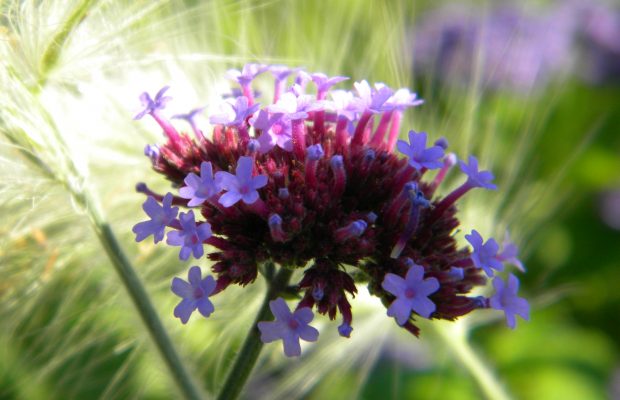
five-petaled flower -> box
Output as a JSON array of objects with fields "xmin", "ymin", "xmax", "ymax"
[
  {"xmin": 382, "ymin": 262, "xmax": 440, "ymax": 324},
  {"xmin": 133, "ymin": 193, "xmax": 178, "ymax": 243},
  {"xmin": 215, "ymin": 156, "xmax": 268, "ymax": 207},
  {"xmin": 171, "ymin": 266, "xmax": 216, "ymax": 324},
  {"xmin": 179, "ymin": 161, "xmax": 220, "ymax": 207},
  {"xmin": 459, "ymin": 155, "xmax": 498, "ymax": 190},
  {"xmin": 397, "ymin": 130, "xmax": 445, "ymax": 171},
  {"xmin": 134, "ymin": 86, "xmax": 172, "ymax": 120},
  {"xmin": 257, "ymin": 297, "xmax": 319, "ymax": 357},
  {"xmin": 166, "ymin": 211, "xmax": 212, "ymax": 260},
  {"xmin": 465, "ymin": 229, "xmax": 504, "ymax": 277},
  {"xmin": 209, "ymin": 96, "xmax": 260, "ymax": 127},
  {"xmin": 489, "ymin": 273, "xmax": 530, "ymax": 329}
]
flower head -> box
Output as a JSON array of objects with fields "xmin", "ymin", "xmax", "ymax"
[
  {"xmin": 257, "ymin": 297, "xmax": 319, "ymax": 357},
  {"xmin": 132, "ymin": 193, "xmax": 178, "ymax": 243},
  {"xmin": 465, "ymin": 229, "xmax": 504, "ymax": 277},
  {"xmin": 397, "ymin": 131, "xmax": 445, "ymax": 171},
  {"xmin": 489, "ymin": 273, "xmax": 530, "ymax": 329},
  {"xmin": 166, "ymin": 211, "xmax": 212, "ymax": 260},
  {"xmin": 382, "ymin": 262, "xmax": 440, "ymax": 324},
  {"xmin": 171, "ymin": 266, "xmax": 216, "ymax": 324},
  {"xmin": 133, "ymin": 63, "xmax": 530, "ymax": 353},
  {"xmin": 179, "ymin": 161, "xmax": 220, "ymax": 207},
  {"xmin": 215, "ymin": 156, "xmax": 268, "ymax": 207}
]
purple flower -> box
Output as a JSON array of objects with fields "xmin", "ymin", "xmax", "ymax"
[
  {"xmin": 209, "ymin": 96, "xmax": 260, "ymax": 127},
  {"xmin": 385, "ymin": 88, "xmax": 425, "ymax": 110},
  {"xmin": 134, "ymin": 86, "xmax": 172, "ymax": 120},
  {"xmin": 268, "ymin": 65, "xmax": 300, "ymax": 82},
  {"xmin": 179, "ymin": 161, "xmax": 220, "ymax": 207},
  {"xmin": 489, "ymin": 273, "xmax": 530, "ymax": 329},
  {"xmin": 251, "ymin": 110, "xmax": 293, "ymax": 153},
  {"xmin": 144, "ymin": 144, "xmax": 159, "ymax": 164},
  {"xmin": 257, "ymin": 297, "xmax": 319, "ymax": 357},
  {"xmin": 353, "ymin": 80, "xmax": 394, "ymax": 113},
  {"xmin": 459, "ymin": 156, "xmax": 497, "ymax": 190},
  {"xmin": 329, "ymin": 90, "xmax": 360, "ymax": 121},
  {"xmin": 172, "ymin": 107, "xmax": 205, "ymax": 128},
  {"xmin": 171, "ymin": 266, "xmax": 216, "ymax": 324},
  {"xmin": 396, "ymin": 131, "xmax": 445, "ymax": 171},
  {"xmin": 132, "ymin": 193, "xmax": 178, "ymax": 243},
  {"xmin": 267, "ymin": 92, "xmax": 323, "ymax": 120},
  {"xmin": 497, "ymin": 232, "xmax": 525, "ymax": 272},
  {"xmin": 215, "ymin": 156, "xmax": 268, "ymax": 207},
  {"xmin": 465, "ymin": 229, "xmax": 504, "ymax": 277},
  {"xmin": 382, "ymin": 262, "xmax": 440, "ymax": 324},
  {"xmin": 302, "ymin": 72, "xmax": 349, "ymax": 99},
  {"xmin": 166, "ymin": 211, "xmax": 212, "ymax": 260},
  {"xmin": 225, "ymin": 63, "xmax": 268, "ymax": 86}
]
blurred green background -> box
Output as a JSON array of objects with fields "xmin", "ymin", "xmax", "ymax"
[{"xmin": 1, "ymin": 0, "xmax": 619, "ymax": 399}]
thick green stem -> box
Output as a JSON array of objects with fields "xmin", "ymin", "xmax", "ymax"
[
  {"xmin": 76, "ymin": 190, "xmax": 205, "ymax": 400},
  {"xmin": 216, "ymin": 267, "xmax": 294, "ymax": 400}
]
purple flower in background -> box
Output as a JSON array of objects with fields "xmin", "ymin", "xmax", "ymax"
[
  {"xmin": 397, "ymin": 131, "xmax": 445, "ymax": 170},
  {"xmin": 251, "ymin": 110, "xmax": 293, "ymax": 153},
  {"xmin": 269, "ymin": 65, "xmax": 300, "ymax": 82},
  {"xmin": 465, "ymin": 229, "xmax": 504, "ymax": 277},
  {"xmin": 459, "ymin": 156, "xmax": 497, "ymax": 190},
  {"xmin": 226, "ymin": 63, "xmax": 268, "ymax": 86},
  {"xmin": 215, "ymin": 156, "xmax": 268, "ymax": 207},
  {"xmin": 382, "ymin": 262, "xmax": 440, "ymax": 324},
  {"xmin": 133, "ymin": 86, "xmax": 172, "ymax": 120},
  {"xmin": 209, "ymin": 96, "xmax": 260, "ymax": 127},
  {"xmin": 489, "ymin": 273, "xmax": 530, "ymax": 329},
  {"xmin": 172, "ymin": 266, "xmax": 216, "ymax": 324},
  {"xmin": 132, "ymin": 193, "xmax": 178, "ymax": 243},
  {"xmin": 257, "ymin": 297, "xmax": 319, "ymax": 357},
  {"xmin": 179, "ymin": 161, "xmax": 220, "ymax": 207},
  {"xmin": 166, "ymin": 211, "xmax": 212, "ymax": 260}
]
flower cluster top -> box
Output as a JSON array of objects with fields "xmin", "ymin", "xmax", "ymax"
[{"xmin": 133, "ymin": 64, "xmax": 529, "ymax": 357}]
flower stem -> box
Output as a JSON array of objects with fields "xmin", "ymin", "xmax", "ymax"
[
  {"xmin": 433, "ymin": 322, "xmax": 512, "ymax": 400},
  {"xmin": 78, "ymin": 190, "xmax": 205, "ymax": 400},
  {"xmin": 216, "ymin": 266, "xmax": 293, "ymax": 400}
]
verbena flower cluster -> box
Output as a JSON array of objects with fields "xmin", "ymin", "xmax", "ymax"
[{"xmin": 132, "ymin": 64, "xmax": 529, "ymax": 357}]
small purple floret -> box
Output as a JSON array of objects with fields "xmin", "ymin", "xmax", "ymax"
[
  {"xmin": 257, "ymin": 297, "xmax": 319, "ymax": 357},
  {"xmin": 306, "ymin": 144, "xmax": 325, "ymax": 161},
  {"xmin": 209, "ymin": 96, "xmax": 260, "ymax": 127},
  {"xmin": 134, "ymin": 86, "xmax": 172, "ymax": 120},
  {"xmin": 497, "ymin": 232, "xmax": 525, "ymax": 272},
  {"xmin": 338, "ymin": 322, "xmax": 353, "ymax": 338},
  {"xmin": 459, "ymin": 156, "xmax": 497, "ymax": 190},
  {"xmin": 354, "ymin": 80, "xmax": 394, "ymax": 113},
  {"xmin": 166, "ymin": 211, "xmax": 212, "ymax": 260},
  {"xmin": 225, "ymin": 63, "xmax": 268, "ymax": 86},
  {"xmin": 215, "ymin": 156, "xmax": 268, "ymax": 207},
  {"xmin": 397, "ymin": 131, "xmax": 445, "ymax": 171},
  {"xmin": 382, "ymin": 262, "xmax": 439, "ymax": 324},
  {"xmin": 489, "ymin": 273, "xmax": 530, "ymax": 329},
  {"xmin": 251, "ymin": 110, "xmax": 293, "ymax": 153},
  {"xmin": 465, "ymin": 230, "xmax": 504, "ymax": 277},
  {"xmin": 171, "ymin": 266, "xmax": 216, "ymax": 324},
  {"xmin": 132, "ymin": 193, "xmax": 178, "ymax": 243},
  {"xmin": 179, "ymin": 161, "xmax": 220, "ymax": 207}
]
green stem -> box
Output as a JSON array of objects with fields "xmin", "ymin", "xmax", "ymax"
[
  {"xmin": 76, "ymin": 190, "xmax": 205, "ymax": 400},
  {"xmin": 216, "ymin": 266, "xmax": 294, "ymax": 400},
  {"xmin": 37, "ymin": 0, "xmax": 99, "ymax": 88},
  {"xmin": 434, "ymin": 323, "xmax": 512, "ymax": 400}
]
